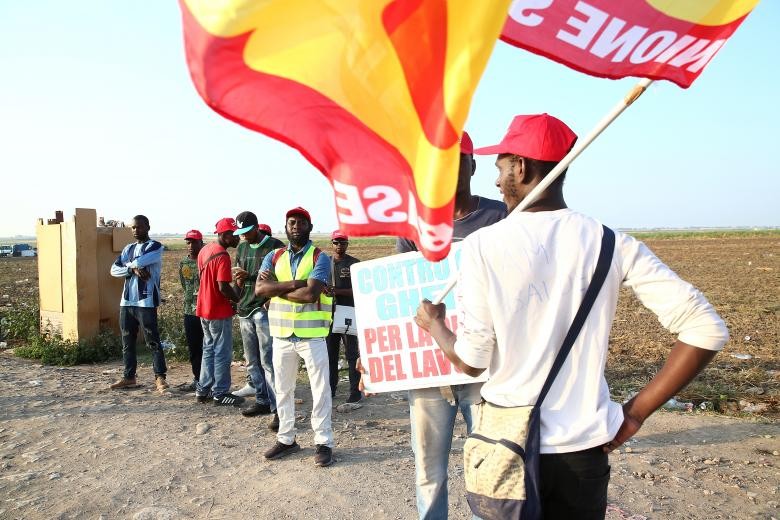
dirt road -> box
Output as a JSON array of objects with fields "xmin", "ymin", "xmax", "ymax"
[{"xmin": 0, "ymin": 353, "xmax": 777, "ymax": 520}]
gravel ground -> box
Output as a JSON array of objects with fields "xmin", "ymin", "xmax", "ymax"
[{"xmin": 0, "ymin": 353, "xmax": 777, "ymax": 520}]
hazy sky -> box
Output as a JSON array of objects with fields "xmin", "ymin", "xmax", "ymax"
[{"xmin": 1, "ymin": 1, "xmax": 777, "ymax": 237}]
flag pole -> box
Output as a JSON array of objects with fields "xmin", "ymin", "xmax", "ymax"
[{"xmin": 433, "ymin": 78, "xmax": 654, "ymax": 304}]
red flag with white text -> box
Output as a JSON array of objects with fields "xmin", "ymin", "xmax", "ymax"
[{"xmin": 501, "ymin": 0, "xmax": 759, "ymax": 87}]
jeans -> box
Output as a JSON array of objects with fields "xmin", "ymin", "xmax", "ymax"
[
  {"xmin": 239, "ymin": 310, "xmax": 276, "ymax": 410},
  {"xmin": 196, "ymin": 318, "xmax": 233, "ymax": 398},
  {"xmin": 119, "ymin": 306, "xmax": 166, "ymax": 379},
  {"xmin": 273, "ymin": 336, "xmax": 333, "ymax": 447},
  {"xmin": 540, "ymin": 447, "xmax": 610, "ymax": 519},
  {"xmin": 183, "ymin": 314, "xmax": 203, "ymax": 381},
  {"xmin": 409, "ymin": 384, "xmax": 483, "ymax": 520},
  {"xmin": 326, "ymin": 331, "xmax": 360, "ymax": 396}
]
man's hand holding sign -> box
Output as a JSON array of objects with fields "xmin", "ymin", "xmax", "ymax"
[
  {"xmin": 413, "ymin": 300, "xmax": 484, "ymax": 379},
  {"xmin": 352, "ymin": 245, "xmax": 488, "ymax": 394}
]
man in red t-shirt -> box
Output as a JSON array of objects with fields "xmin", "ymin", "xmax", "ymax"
[{"xmin": 195, "ymin": 217, "xmax": 243, "ymax": 406}]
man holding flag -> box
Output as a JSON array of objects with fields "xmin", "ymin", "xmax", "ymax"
[
  {"xmin": 177, "ymin": 0, "xmax": 757, "ymax": 512},
  {"xmin": 414, "ymin": 113, "xmax": 729, "ymax": 518}
]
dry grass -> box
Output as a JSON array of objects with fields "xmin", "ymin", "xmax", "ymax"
[{"xmin": 607, "ymin": 236, "xmax": 778, "ymax": 414}]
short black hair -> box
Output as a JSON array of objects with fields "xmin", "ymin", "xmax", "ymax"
[
  {"xmin": 508, "ymin": 155, "xmax": 568, "ymax": 187},
  {"xmin": 132, "ymin": 215, "xmax": 150, "ymax": 226},
  {"xmin": 526, "ymin": 158, "xmax": 567, "ymax": 187}
]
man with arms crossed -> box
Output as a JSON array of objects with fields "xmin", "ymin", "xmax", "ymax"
[
  {"xmin": 109, "ymin": 215, "xmax": 168, "ymax": 392},
  {"xmin": 415, "ymin": 114, "xmax": 729, "ymax": 519},
  {"xmin": 255, "ymin": 207, "xmax": 335, "ymax": 467}
]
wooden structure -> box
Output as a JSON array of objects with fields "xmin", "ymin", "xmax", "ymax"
[{"xmin": 36, "ymin": 208, "xmax": 133, "ymax": 341}]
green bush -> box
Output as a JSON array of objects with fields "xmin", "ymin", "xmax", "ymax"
[
  {"xmin": 157, "ymin": 307, "xmax": 190, "ymax": 362},
  {"xmin": 0, "ymin": 304, "xmax": 39, "ymax": 341},
  {"xmin": 2, "ymin": 303, "xmax": 122, "ymax": 365},
  {"xmin": 15, "ymin": 329, "xmax": 122, "ymax": 366},
  {"xmin": 7, "ymin": 302, "xmax": 245, "ymax": 366},
  {"xmin": 14, "ymin": 334, "xmax": 73, "ymax": 365},
  {"xmin": 74, "ymin": 330, "xmax": 123, "ymax": 364}
]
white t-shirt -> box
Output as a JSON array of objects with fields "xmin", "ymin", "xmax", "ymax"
[{"xmin": 453, "ymin": 209, "xmax": 729, "ymax": 454}]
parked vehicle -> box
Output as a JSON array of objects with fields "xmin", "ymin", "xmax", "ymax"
[
  {"xmin": 12, "ymin": 244, "xmax": 34, "ymax": 257},
  {"xmin": 0, "ymin": 245, "xmax": 12, "ymax": 257}
]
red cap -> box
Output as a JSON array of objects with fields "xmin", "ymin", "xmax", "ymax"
[
  {"xmin": 474, "ymin": 114, "xmax": 577, "ymax": 162},
  {"xmin": 460, "ymin": 131, "xmax": 474, "ymax": 154},
  {"xmin": 286, "ymin": 206, "xmax": 311, "ymax": 222},
  {"xmin": 257, "ymin": 224, "xmax": 272, "ymax": 234},
  {"xmin": 331, "ymin": 230, "xmax": 348, "ymax": 241},
  {"xmin": 184, "ymin": 229, "xmax": 202, "ymax": 241},
  {"xmin": 214, "ymin": 217, "xmax": 238, "ymax": 234}
]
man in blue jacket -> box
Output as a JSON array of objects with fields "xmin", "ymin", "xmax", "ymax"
[{"xmin": 109, "ymin": 215, "xmax": 168, "ymax": 392}]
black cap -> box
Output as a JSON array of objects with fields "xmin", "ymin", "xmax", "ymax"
[{"xmin": 235, "ymin": 211, "xmax": 259, "ymax": 235}]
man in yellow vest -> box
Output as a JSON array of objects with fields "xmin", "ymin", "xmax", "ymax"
[{"xmin": 255, "ymin": 207, "xmax": 335, "ymax": 467}]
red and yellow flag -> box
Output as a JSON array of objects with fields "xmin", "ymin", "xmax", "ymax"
[
  {"xmin": 501, "ymin": 0, "xmax": 759, "ymax": 88},
  {"xmin": 179, "ymin": 0, "xmax": 510, "ymax": 260}
]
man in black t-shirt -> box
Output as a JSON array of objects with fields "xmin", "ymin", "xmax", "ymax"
[
  {"xmin": 395, "ymin": 131, "xmax": 507, "ymax": 519},
  {"xmin": 326, "ymin": 230, "xmax": 362, "ymax": 404}
]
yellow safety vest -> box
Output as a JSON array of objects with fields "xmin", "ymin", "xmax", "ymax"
[{"xmin": 268, "ymin": 246, "xmax": 333, "ymax": 338}]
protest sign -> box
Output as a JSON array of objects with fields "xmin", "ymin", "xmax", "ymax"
[{"xmin": 353, "ymin": 244, "xmax": 487, "ymax": 393}]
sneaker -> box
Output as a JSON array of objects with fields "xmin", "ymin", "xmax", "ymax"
[
  {"xmin": 195, "ymin": 394, "xmax": 211, "ymax": 404},
  {"xmin": 336, "ymin": 402, "xmax": 363, "ymax": 413},
  {"xmin": 241, "ymin": 402, "xmax": 272, "ymax": 417},
  {"xmin": 314, "ymin": 445, "xmax": 333, "ymax": 467},
  {"xmin": 213, "ymin": 393, "xmax": 245, "ymax": 407},
  {"xmin": 109, "ymin": 377, "xmax": 137, "ymax": 390},
  {"xmin": 234, "ymin": 383, "xmax": 256, "ymax": 398},
  {"xmin": 346, "ymin": 391, "xmax": 363, "ymax": 404},
  {"xmin": 176, "ymin": 381, "xmax": 197, "ymax": 392},
  {"xmin": 264, "ymin": 440, "xmax": 300, "ymax": 460},
  {"xmin": 155, "ymin": 376, "xmax": 169, "ymax": 392},
  {"xmin": 268, "ymin": 413, "xmax": 279, "ymax": 432}
]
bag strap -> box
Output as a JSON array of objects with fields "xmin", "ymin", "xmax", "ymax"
[
  {"xmin": 271, "ymin": 246, "xmax": 321, "ymax": 270},
  {"xmin": 536, "ymin": 225, "xmax": 615, "ymax": 407},
  {"xmin": 271, "ymin": 247, "xmax": 286, "ymax": 267},
  {"xmin": 199, "ymin": 251, "xmax": 229, "ymax": 275}
]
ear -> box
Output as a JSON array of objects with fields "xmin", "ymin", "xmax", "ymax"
[
  {"xmin": 470, "ymin": 157, "xmax": 476, "ymax": 177},
  {"xmin": 515, "ymin": 156, "xmax": 531, "ymax": 185}
]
